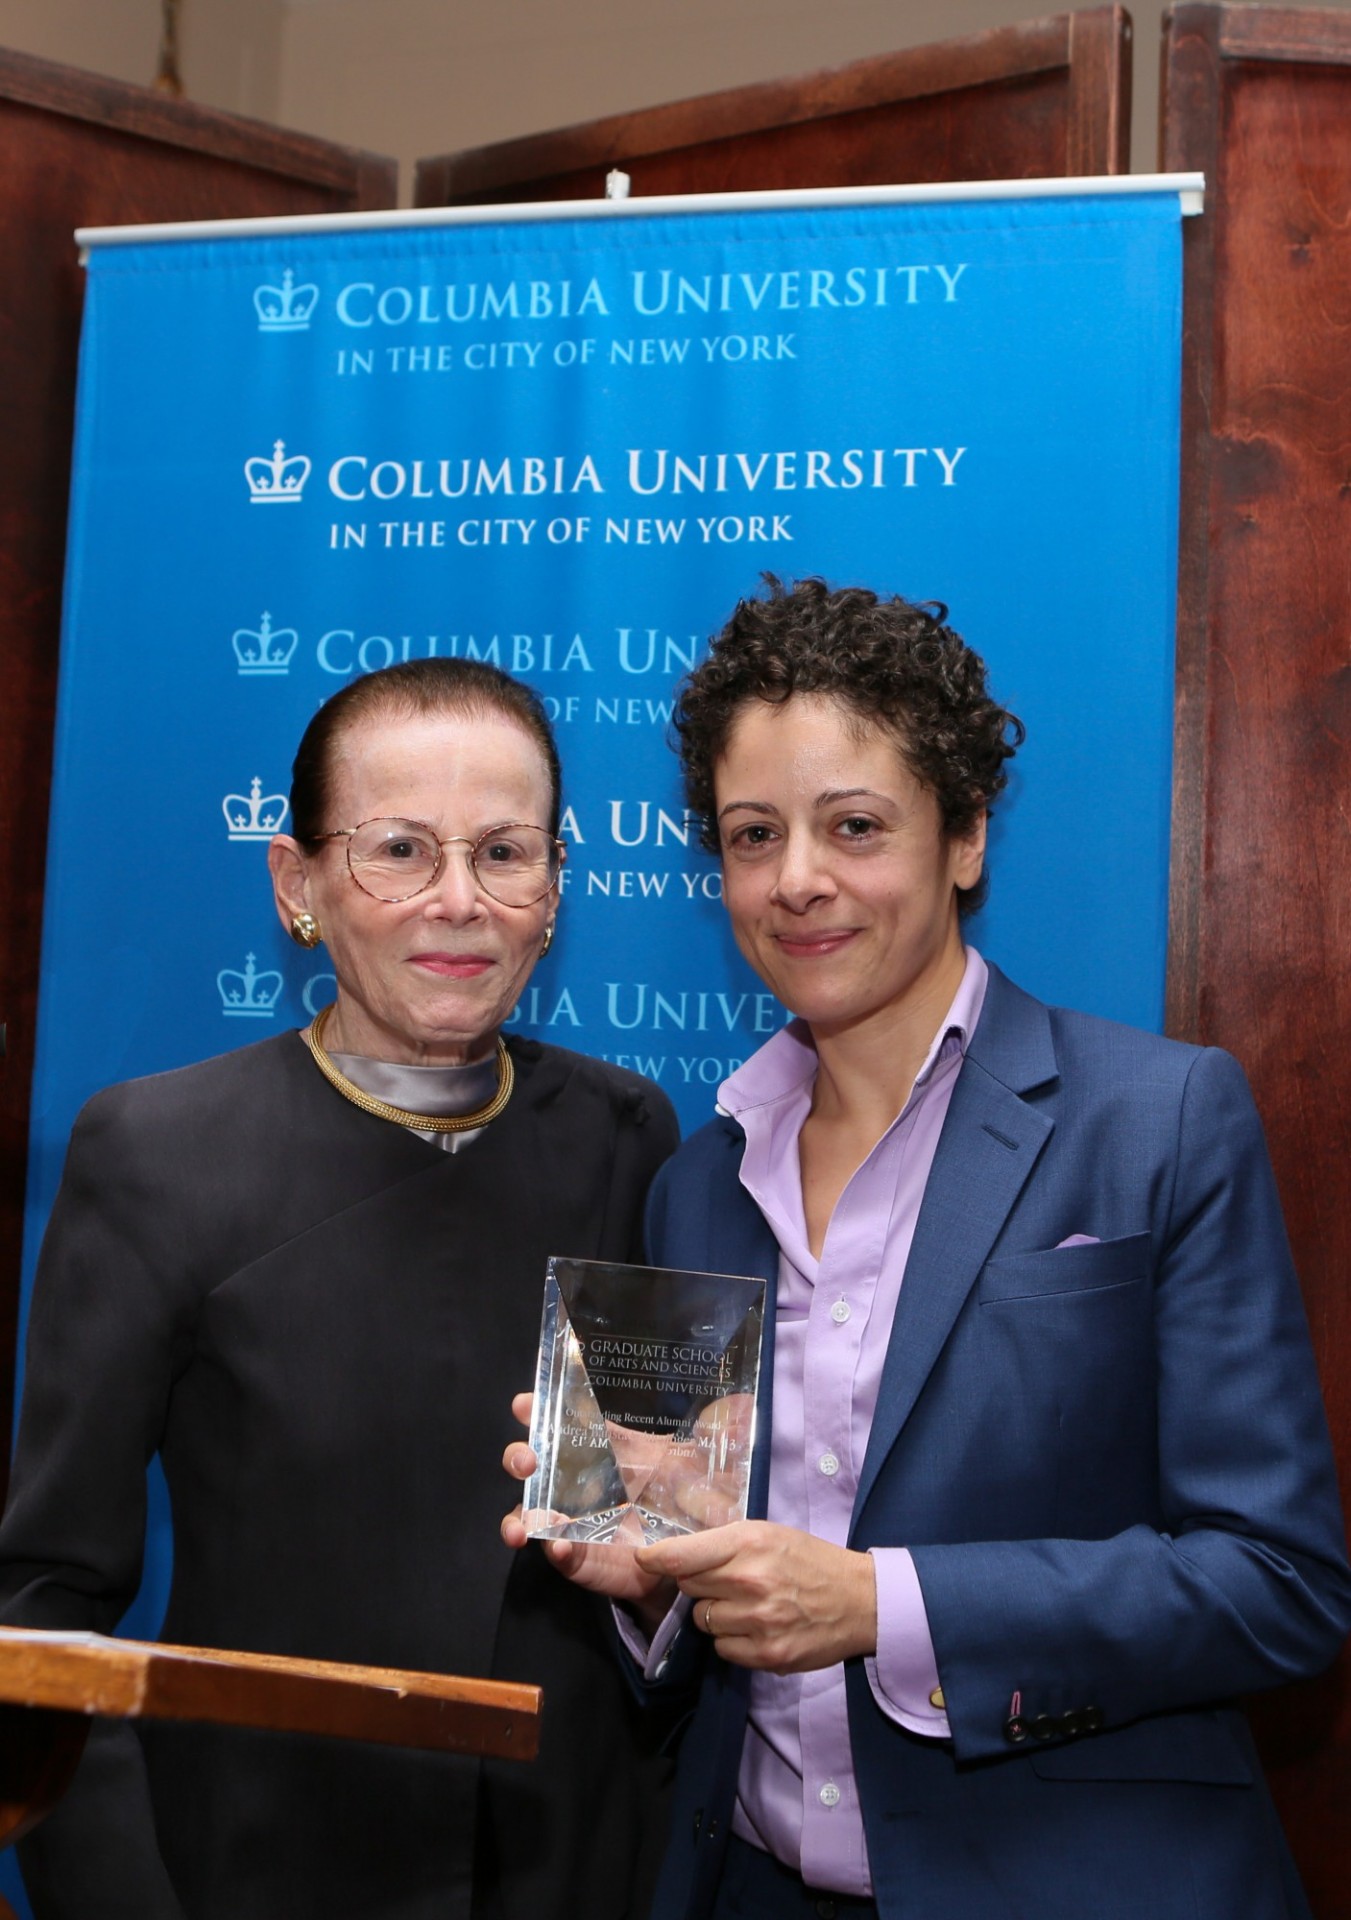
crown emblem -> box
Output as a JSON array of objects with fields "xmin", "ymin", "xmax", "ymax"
[
  {"xmin": 218, "ymin": 952, "xmax": 284, "ymax": 1018},
  {"xmin": 223, "ymin": 775, "xmax": 289, "ymax": 840},
  {"xmin": 245, "ymin": 439, "xmax": 311, "ymax": 504},
  {"xmin": 254, "ymin": 269, "xmax": 319, "ymax": 332},
  {"xmin": 233, "ymin": 612, "xmax": 298, "ymax": 676}
]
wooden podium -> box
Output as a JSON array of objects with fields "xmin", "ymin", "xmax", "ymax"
[{"xmin": 0, "ymin": 1625, "xmax": 538, "ymax": 1853}]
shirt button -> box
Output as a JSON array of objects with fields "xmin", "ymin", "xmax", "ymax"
[
  {"xmin": 830, "ymin": 1298, "xmax": 851, "ymax": 1324},
  {"xmin": 817, "ymin": 1451, "xmax": 840, "ymax": 1477},
  {"xmin": 818, "ymin": 1782, "xmax": 841, "ymax": 1808}
]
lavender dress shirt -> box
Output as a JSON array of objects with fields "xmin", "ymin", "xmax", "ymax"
[{"xmin": 629, "ymin": 949, "xmax": 987, "ymax": 1898}]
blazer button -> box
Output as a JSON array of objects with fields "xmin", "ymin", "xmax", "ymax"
[
  {"xmin": 1031, "ymin": 1714, "xmax": 1056, "ymax": 1740},
  {"xmin": 1004, "ymin": 1715, "xmax": 1029, "ymax": 1744},
  {"xmin": 1084, "ymin": 1706, "xmax": 1105, "ymax": 1733}
]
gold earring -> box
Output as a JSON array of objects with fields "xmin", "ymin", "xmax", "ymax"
[
  {"xmin": 540, "ymin": 922, "xmax": 555, "ymax": 957},
  {"xmin": 290, "ymin": 912, "xmax": 322, "ymax": 949}
]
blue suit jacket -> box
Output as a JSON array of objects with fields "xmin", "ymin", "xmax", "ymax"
[{"xmin": 642, "ymin": 966, "xmax": 1351, "ymax": 1920}]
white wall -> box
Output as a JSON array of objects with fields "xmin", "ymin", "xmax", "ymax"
[
  {"xmin": 0, "ymin": 0, "xmax": 163, "ymax": 91},
  {"xmin": 0, "ymin": 0, "xmax": 283, "ymax": 123},
  {"xmin": 275, "ymin": 0, "xmax": 1160, "ymax": 198},
  {"xmin": 188, "ymin": 0, "xmax": 284, "ymax": 123},
  {"xmin": 5, "ymin": 0, "xmax": 1351, "ymax": 199}
]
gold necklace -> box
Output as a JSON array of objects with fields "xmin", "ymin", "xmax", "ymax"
[{"xmin": 304, "ymin": 1004, "xmax": 515, "ymax": 1133}]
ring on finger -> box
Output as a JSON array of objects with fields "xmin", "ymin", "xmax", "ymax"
[{"xmin": 702, "ymin": 1598, "xmax": 717, "ymax": 1637}]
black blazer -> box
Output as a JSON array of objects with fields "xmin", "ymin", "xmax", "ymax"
[{"xmin": 0, "ymin": 1031, "xmax": 678, "ymax": 1920}]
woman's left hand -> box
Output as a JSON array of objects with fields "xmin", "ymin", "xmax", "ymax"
[{"xmin": 635, "ymin": 1522, "xmax": 877, "ymax": 1674}]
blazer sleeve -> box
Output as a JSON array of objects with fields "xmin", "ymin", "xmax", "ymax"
[
  {"xmin": 909, "ymin": 1045, "xmax": 1351, "ymax": 1763},
  {"xmin": 0, "ymin": 1089, "xmax": 196, "ymax": 1916}
]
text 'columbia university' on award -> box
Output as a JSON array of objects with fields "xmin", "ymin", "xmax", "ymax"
[{"xmin": 523, "ymin": 1257, "xmax": 766, "ymax": 1545}]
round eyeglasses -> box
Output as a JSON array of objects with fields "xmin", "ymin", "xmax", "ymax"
[{"xmin": 316, "ymin": 817, "xmax": 565, "ymax": 906}]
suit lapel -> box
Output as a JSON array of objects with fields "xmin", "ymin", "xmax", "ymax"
[
  {"xmin": 701, "ymin": 1121, "xmax": 779, "ymax": 1284},
  {"xmin": 854, "ymin": 967, "xmax": 1058, "ymax": 1521},
  {"xmin": 702, "ymin": 1120, "xmax": 779, "ymax": 1521}
]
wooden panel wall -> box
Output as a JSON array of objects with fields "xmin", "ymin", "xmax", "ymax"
[
  {"xmin": 0, "ymin": 47, "xmax": 396, "ymax": 1486},
  {"xmin": 415, "ymin": 6, "xmax": 1131, "ymax": 205},
  {"xmin": 1163, "ymin": 7, "xmax": 1351, "ymax": 1912}
]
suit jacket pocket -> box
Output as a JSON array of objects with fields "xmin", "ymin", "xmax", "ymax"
[
  {"xmin": 1030, "ymin": 1710, "xmax": 1253, "ymax": 1786},
  {"xmin": 980, "ymin": 1231, "xmax": 1151, "ymax": 1303}
]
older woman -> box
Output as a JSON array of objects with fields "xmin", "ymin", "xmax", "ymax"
[
  {"xmin": 0, "ymin": 658, "xmax": 678, "ymax": 1920},
  {"xmin": 506, "ymin": 578, "xmax": 1351, "ymax": 1920}
]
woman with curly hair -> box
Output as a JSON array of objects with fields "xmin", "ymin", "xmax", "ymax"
[{"xmin": 506, "ymin": 574, "xmax": 1351, "ymax": 1920}]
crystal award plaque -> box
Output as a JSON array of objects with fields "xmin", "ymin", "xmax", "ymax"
[{"xmin": 523, "ymin": 1257, "xmax": 765, "ymax": 1546}]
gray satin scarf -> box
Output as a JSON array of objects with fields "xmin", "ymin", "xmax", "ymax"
[{"xmin": 328, "ymin": 1047, "xmax": 500, "ymax": 1154}]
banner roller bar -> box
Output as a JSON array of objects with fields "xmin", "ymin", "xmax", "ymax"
[{"xmin": 76, "ymin": 172, "xmax": 1206, "ymax": 254}]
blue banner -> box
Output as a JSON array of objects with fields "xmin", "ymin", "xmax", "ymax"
[
  {"xmin": 27, "ymin": 185, "xmax": 1184, "ymax": 1343},
  {"xmin": 2, "ymin": 184, "xmax": 1185, "ymax": 1912}
]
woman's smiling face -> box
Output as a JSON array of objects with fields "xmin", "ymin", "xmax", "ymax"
[
  {"xmin": 270, "ymin": 709, "xmax": 557, "ymax": 1065},
  {"xmin": 713, "ymin": 693, "xmax": 985, "ymax": 1044}
]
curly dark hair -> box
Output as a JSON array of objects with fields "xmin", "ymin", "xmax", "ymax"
[{"xmin": 673, "ymin": 576, "xmax": 1023, "ymax": 913}]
